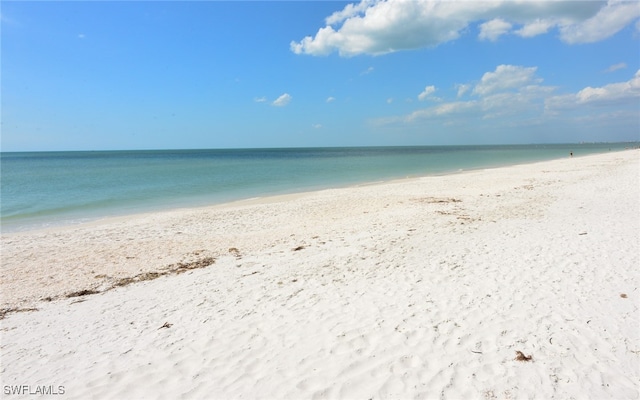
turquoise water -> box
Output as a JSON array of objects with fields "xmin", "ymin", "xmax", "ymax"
[{"xmin": 1, "ymin": 143, "xmax": 636, "ymax": 232}]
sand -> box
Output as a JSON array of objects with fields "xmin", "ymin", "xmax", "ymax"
[{"xmin": 1, "ymin": 149, "xmax": 638, "ymax": 399}]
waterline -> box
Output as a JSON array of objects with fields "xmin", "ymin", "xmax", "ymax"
[{"xmin": 2, "ymin": 143, "xmax": 636, "ymax": 232}]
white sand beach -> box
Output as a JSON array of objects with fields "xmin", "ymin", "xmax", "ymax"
[{"xmin": 1, "ymin": 150, "xmax": 639, "ymax": 399}]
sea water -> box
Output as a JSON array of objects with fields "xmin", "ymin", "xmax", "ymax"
[{"xmin": 1, "ymin": 143, "xmax": 635, "ymax": 232}]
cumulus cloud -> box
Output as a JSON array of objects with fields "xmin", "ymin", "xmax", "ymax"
[
  {"xmin": 325, "ymin": 0, "xmax": 376, "ymax": 25},
  {"xmin": 473, "ymin": 65, "xmax": 541, "ymax": 96},
  {"xmin": 291, "ymin": 0, "xmax": 640, "ymax": 56},
  {"xmin": 546, "ymin": 70, "xmax": 640, "ymax": 110},
  {"xmin": 559, "ymin": 1, "xmax": 640, "ymax": 44},
  {"xmin": 378, "ymin": 64, "xmax": 554, "ymax": 124},
  {"xmin": 418, "ymin": 85, "xmax": 437, "ymax": 101},
  {"xmin": 375, "ymin": 65, "xmax": 639, "ymax": 131},
  {"xmin": 272, "ymin": 93, "xmax": 292, "ymax": 107},
  {"xmin": 514, "ymin": 18, "xmax": 556, "ymax": 37},
  {"xmin": 479, "ymin": 18, "xmax": 512, "ymax": 41}
]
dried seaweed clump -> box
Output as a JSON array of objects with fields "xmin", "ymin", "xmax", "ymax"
[
  {"xmin": 228, "ymin": 248, "xmax": 241, "ymax": 258},
  {"xmin": 66, "ymin": 289, "xmax": 100, "ymax": 298},
  {"xmin": 414, "ymin": 197, "xmax": 462, "ymax": 204},
  {"xmin": 69, "ymin": 257, "xmax": 216, "ymax": 298},
  {"xmin": 3, "ymin": 257, "xmax": 217, "ymax": 320},
  {"xmin": 515, "ymin": 350, "xmax": 533, "ymax": 362},
  {"xmin": 0, "ymin": 307, "xmax": 38, "ymax": 320}
]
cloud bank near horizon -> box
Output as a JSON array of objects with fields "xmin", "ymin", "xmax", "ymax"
[{"xmin": 375, "ymin": 65, "xmax": 640, "ymax": 128}]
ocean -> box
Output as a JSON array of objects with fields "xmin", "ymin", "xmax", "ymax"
[{"xmin": 1, "ymin": 143, "xmax": 636, "ymax": 232}]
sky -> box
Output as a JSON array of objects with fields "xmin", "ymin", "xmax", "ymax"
[{"xmin": 1, "ymin": 0, "xmax": 639, "ymax": 151}]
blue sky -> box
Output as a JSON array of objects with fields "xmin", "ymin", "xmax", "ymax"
[{"xmin": 2, "ymin": 1, "xmax": 639, "ymax": 151}]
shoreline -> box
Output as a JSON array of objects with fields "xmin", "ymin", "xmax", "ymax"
[
  {"xmin": 2, "ymin": 149, "xmax": 638, "ymax": 307},
  {"xmin": 1, "ymin": 149, "xmax": 638, "ymax": 399},
  {"xmin": 2, "ymin": 145, "xmax": 636, "ymax": 235}
]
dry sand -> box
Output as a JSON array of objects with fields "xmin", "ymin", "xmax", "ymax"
[{"xmin": 1, "ymin": 150, "xmax": 639, "ymax": 399}]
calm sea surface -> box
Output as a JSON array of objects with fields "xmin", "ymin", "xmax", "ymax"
[{"xmin": 1, "ymin": 143, "xmax": 635, "ymax": 232}]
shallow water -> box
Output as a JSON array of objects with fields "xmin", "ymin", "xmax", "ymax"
[{"xmin": 1, "ymin": 143, "xmax": 635, "ymax": 232}]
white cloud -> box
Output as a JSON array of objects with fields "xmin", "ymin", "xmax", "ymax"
[
  {"xmin": 272, "ymin": 93, "xmax": 292, "ymax": 107},
  {"xmin": 514, "ymin": 18, "xmax": 556, "ymax": 38},
  {"xmin": 562, "ymin": 72, "xmax": 639, "ymax": 107},
  {"xmin": 546, "ymin": 70, "xmax": 640, "ymax": 110},
  {"xmin": 313, "ymin": 124, "xmax": 323, "ymax": 129},
  {"xmin": 605, "ymin": 62, "xmax": 627, "ymax": 73},
  {"xmin": 326, "ymin": 96, "xmax": 336, "ymax": 103},
  {"xmin": 404, "ymin": 101, "xmax": 479, "ymax": 122},
  {"xmin": 378, "ymin": 64, "xmax": 553, "ymax": 124},
  {"xmin": 480, "ymin": 85, "xmax": 556, "ymax": 119},
  {"xmin": 479, "ymin": 18, "xmax": 512, "ymax": 41},
  {"xmin": 361, "ymin": 66, "xmax": 374, "ymax": 75},
  {"xmin": 292, "ymin": 0, "xmax": 471, "ymax": 56},
  {"xmin": 473, "ymin": 65, "xmax": 541, "ymax": 96},
  {"xmin": 376, "ymin": 65, "xmax": 639, "ymax": 133},
  {"xmin": 325, "ymin": 0, "xmax": 375, "ymax": 25},
  {"xmin": 291, "ymin": 0, "xmax": 638, "ymax": 57},
  {"xmin": 254, "ymin": 96, "xmax": 267, "ymax": 103},
  {"xmin": 387, "ymin": 98, "xmax": 394, "ymax": 104},
  {"xmin": 418, "ymin": 85, "xmax": 437, "ymax": 101},
  {"xmin": 559, "ymin": 1, "xmax": 640, "ymax": 44},
  {"xmin": 455, "ymin": 83, "xmax": 471, "ymax": 98}
]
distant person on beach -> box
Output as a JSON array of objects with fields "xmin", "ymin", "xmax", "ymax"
[{"xmin": 570, "ymin": 152, "xmax": 573, "ymax": 157}]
